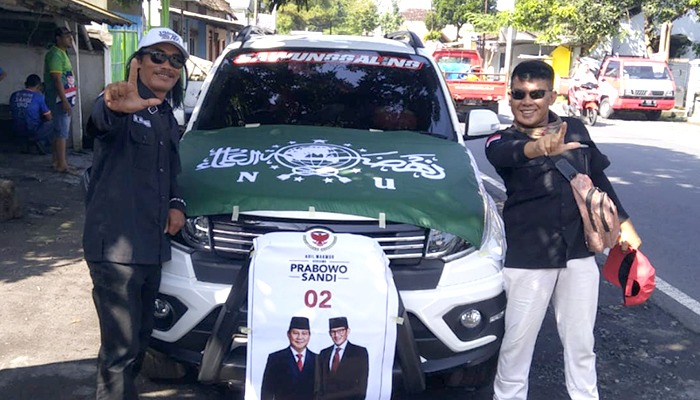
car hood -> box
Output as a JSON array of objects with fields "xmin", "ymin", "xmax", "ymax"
[{"xmin": 179, "ymin": 125, "xmax": 485, "ymax": 247}]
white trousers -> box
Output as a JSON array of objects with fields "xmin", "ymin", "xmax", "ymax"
[{"xmin": 493, "ymin": 257, "xmax": 600, "ymax": 400}]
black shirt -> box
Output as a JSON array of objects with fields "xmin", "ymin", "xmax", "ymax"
[
  {"xmin": 485, "ymin": 116, "xmax": 628, "ymax": 269},
  {"xmin": 83, "ymin": 81, "xmax": 185, "ymax": 265}
]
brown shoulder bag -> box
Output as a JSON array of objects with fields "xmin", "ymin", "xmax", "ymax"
[{"xmin": 552, "ymin": 157, "xmax": 620, "ymax": 253}]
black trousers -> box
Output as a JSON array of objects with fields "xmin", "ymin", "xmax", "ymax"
[{"xmin": 87, "ymin": 261, "xmax": 161, "ymax": 400}]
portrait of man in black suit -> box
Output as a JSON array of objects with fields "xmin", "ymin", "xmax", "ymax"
[
  {"xmin": 315, "ymin": 316, "xmax": 369, "ymax": 400},
  {"xmin": 261, "ymin": 316, "xmax": 317, "ymax": 400}
]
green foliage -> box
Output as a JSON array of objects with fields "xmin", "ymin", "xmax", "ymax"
[
  {"xmin": 430, "ymin": 0, "xmax": 498, "ymax": 40},
  {"xmin": 504, "ymin": 0, "xmax": 700, "ymax": 54},
  {"xmin": 510, "ymin": 0, "xmax": 622, "ymax": 51},
  {"xmin": 378, "ymin": 0, "xmax": 404, "ymax": 34},
  {"xmin": 693, "ymin": 42, "xmax": 700, "ymax": 57},
  {"xmin": 347, "ymin": 0, "xmax": 379, "ymax": 35},
  {"xmin": 276, "ymin": 0, "xmax": 378, "ymax": 35},
  {"xmin": 276, "ymin": 0, "xmax": 344, "ymax": 34},
  {"xmin": 424, "ymin": 30, "xmax": 443, "ymax": 41},
  {"xmin": 639, "ymin": 0, "xmax": 700, "ymax": 53},
  {"xmin": 269, "ymin": 0, "xmax": 700, "ymax": 55}
]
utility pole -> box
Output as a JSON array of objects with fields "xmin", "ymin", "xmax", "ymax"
[
  {"xmin": 253, "ymin": 0, "xmax": 258, "ymax": 26},
  {"xmin": 162, "ymin": 0, "xmax": 170, "ymax": 27}
]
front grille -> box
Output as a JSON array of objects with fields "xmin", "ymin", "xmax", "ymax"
[
  {"xmin": 209, "ymin": 215, "xmax": 428, "ymax": 263},
  {"xmin": 630, "ymin": 90, "xmax": 665, "ymax": 97}
]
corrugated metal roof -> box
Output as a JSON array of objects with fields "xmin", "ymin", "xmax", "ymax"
[
  {"xmin": 0, "ymin": 0, "xmax": 130, "ymax": 25},
  {"xmin": 198, "ymin": 0, "xmax": 235, "ymax": 16}
]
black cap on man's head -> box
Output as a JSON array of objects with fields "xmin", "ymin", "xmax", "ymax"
[
  {"xmin": 329, "ymin": 317, "xmax": 348, "ymax": 330},
  {"xmin": 55, "ymin": 27, "xmax": 73, "ymax": 37},
  {"xmin": 289, "ymin": 316, "xmax": 310, "ymax": 330}
]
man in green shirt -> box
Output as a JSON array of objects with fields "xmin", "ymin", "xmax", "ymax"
[{"xmin": 44, "ymin": 27, "xmax": 78, "ymax": 174}]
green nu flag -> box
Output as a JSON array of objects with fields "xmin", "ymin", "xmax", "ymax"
[{"xmin": 179, "ymin": 125, "xmax": 485, "ymax": 246}]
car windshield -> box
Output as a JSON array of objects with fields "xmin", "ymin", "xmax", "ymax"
[
  {"xmin": 191, "ymin": 49, "xmax": 456, "ymax": 140},
  {"xmin": 623, "ymin": 64, "xmax": 672, "ymax": 80}
]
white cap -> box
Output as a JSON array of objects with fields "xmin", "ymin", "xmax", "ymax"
[{"xmin": 137, "ymin": 27, "xmax": 189, "ymax": 58}]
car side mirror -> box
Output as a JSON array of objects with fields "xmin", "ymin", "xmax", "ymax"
[{"xmin": 463, "ymin": 109, "xmax": 501, "ymax": 139}]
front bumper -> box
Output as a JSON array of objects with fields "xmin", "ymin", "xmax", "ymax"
[
  {"xmin": 151, "ymin": 243, "xmax": 505, "ymax": 385},
  {"xmin": 614, "ymin": 97, "xmax": 675, "ymax": 111}
]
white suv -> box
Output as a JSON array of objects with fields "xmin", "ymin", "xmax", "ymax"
[{"xmin": 146, "ymin": 27, "xmax": 506, "ymax": 393}]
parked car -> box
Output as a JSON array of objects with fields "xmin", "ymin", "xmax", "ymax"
[
  {"xmin": 596, "ymin": 55, "xmax": 676, "ymax": 120},
  {"xmin": 432, "ymin": 48, "xmax": 506, "ymax": 117},
  {"xmin": 145, "ymin": 27, "xmax": 506, "ymax": 394}
]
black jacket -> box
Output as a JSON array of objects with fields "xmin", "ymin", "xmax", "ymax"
[
  {"xmin": 315, "ymin": 341, "xmax": 369, "ymax": 400},
  {"xmin": 485, "ymin": 116, "xmax": 628, "ymax": 269},
  {"xmin": 83, "ymin": 81, "xmax": 185, "ymax": 265},
  {"xmin": 261, "ymin": 347, "xmax": 317, "ymax": 400}
]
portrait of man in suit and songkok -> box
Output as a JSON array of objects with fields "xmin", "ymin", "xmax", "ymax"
[
  {"xmin": 315, "ymin": 316, "xmax": 369, "ymax": 400},
  {"xmin": 261, "ymin": 316, "xmax": 317, "ymax": 400}
]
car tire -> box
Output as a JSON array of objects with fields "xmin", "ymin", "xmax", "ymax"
[
  {"xmin": 140, "ymin": 348, "xmax": 190, "ymax": 380},
  {"xmin": 599, "ymin": 98, "xmax": 613, "ymax": 119},
  {"xmin": 582, "ymin": 108, "xmax": 598, "ymax": 126},
  {"xmin": 645, "ymin": 110, "xmax": 662, "ymax": 121}
]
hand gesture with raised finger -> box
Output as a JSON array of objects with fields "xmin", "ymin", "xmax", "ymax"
[
  {"xmin": 536, "ymin": 122, "xmax": 581, "ymax": 156},
  {"xmin": 104, "ymin": 58, "xmax": 162, "ymax": 113}
]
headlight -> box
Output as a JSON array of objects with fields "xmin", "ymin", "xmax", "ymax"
[
  {"xmin": 181, "ymin": 216, "xmax": 211, "ymax": 249},
  {"xmin": 480, "ymin": 192, "xmax": 506, "ymax": 263},
  {"xmin": 664, "ymin": 90, "xmax": 674, "ymax": 97},
  {"xmin": 426, "ymin": 230, "xmax": 470, "ymax": 259},
  {"xmin": 623, "ymin": 89, "xmax": 634, "ymax": 96}
]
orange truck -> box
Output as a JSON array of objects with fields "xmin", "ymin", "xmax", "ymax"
[{"xmin": 433, "ymin": 48, "xmax": 507, "ymax": 116}]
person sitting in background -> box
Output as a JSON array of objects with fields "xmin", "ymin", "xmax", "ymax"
[{"xmin": 9, "ymin": 74, "xmax": 52, "ymax": 154}]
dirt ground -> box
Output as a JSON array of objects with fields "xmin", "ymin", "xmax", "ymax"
[{"xmin": 1, "ymin": 146, "xmax": 700, "ymax": 400}]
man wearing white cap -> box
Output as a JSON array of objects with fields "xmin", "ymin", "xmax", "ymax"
[{"xmin": 83, "ymin": 27, "xmax": 188, "ymax": 400}]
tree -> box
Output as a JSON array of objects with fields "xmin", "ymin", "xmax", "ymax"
[
  {"xmin": 378, "ymin": 0, "xmax": 404, "ymax": 35},
  {"xmin": 429, "ymin": 0, "xmax": 497, "ymax": 41},
  {"xmin": 346, "ymin": 0, "xmax": 379, "ymax": 36},
  {"xmin": 503, "ymin": 0, "xmax": 700, "ymax": 55},
  {"xmin": 638, "ymin": 0, "xmax": 700, "ymax": 54},
  {"xmin": 508, "ymin": 0, "xmax": 624, "ymax": 53},
  {"xmin": 276, "ymin": 0, "xmax": 377, "ymax": 35},
  {"xmin": 276, "ymin": 0, "xmax": 348, "ymax": 33}
]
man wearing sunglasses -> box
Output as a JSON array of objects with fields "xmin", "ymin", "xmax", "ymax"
[
  {"xmin": 83, "ymin": 27, "xmax": 188, "ymax": 400},
  {"xmin": 485, "ymin": 60, "xmax": 642, "ymax": 400}
]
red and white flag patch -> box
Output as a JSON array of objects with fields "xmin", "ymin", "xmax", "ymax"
[{"xmin": 485, "ymin": 134, "xmax": 502, "ymax": 148}]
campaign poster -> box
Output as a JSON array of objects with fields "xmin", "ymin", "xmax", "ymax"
[{"xmin": 245, "ymin": 230, "xmax": 399, "ymax": 400}]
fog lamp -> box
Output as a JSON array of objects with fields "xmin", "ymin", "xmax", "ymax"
[
  {"xmin": 459, "ymin": 309, "xmax": 482, "ymax": 329},
  {"xmin": 154, "ymin": 298, "xmax": 173, "ymax": 319}
]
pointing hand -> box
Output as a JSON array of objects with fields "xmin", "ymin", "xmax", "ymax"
[
  {"xmin": 535, "ymin": 122, "xmax": 581, "ymax": 156},
  {"xmin": 104, "ymin": 58, "xmax": 162, "ymax": 113}
]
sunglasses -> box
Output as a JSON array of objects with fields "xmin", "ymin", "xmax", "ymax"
[
  {"xmin": 510, "ymin": 89, "xmax": 550, "ymax": 100},
  {"xmin": 141, "ymin": 49, "xmax": 185, "ymax": 69}
]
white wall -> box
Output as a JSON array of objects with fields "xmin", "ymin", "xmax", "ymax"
[
  {"xmin": 610, "ymin": 13, "xmax": 647, "ymax": 56},
  {"xmin": 0, "ymin": 45, "xmax": 47, "ymax": 104},
  {"xmin": 672, "ymin": 10, "xmax": 700, "ymax": 60}
]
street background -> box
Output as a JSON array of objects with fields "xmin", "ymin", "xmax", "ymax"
[{"xmin": 1, "ymin": 107, "xmax": 700, "ymax": 399}]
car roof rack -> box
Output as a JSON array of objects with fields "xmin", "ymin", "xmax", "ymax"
[
  {"xmin": 602, "ymin": 53, "xmax": 650, "ymax": 62},
  {"xmin": 234, "ymin": 25, "xmax": 275, "ymax": 46},
  {"xmin": 384, "ymin": 30, "xmax": 424, "ymax": 50}
]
